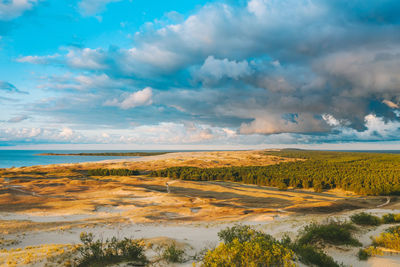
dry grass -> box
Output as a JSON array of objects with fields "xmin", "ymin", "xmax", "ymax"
[{"xmin": 0, "ymin": 244, "xmax": 78, "ymax": 267}]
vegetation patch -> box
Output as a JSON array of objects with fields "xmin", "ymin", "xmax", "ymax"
[
  {"xmin": 160, "ymin": 243, "xmax": 185, "ymax": 263},
  {"xmin": 358, "ymin": 247, "xmax": 383, "ymax": 261},
  {"xmin": 372, "ymin": 225, "xmax": 400, "ymax": 251},
  {"xmin": 76, "ymin": 232, "xmax": 148, "ymax": 267},
  {"xmin": 297, "ymin": 221, "xmax": 361, "ymax": 247},
  {"xmin": 202, "ymin": 225, "xmax": 295, "ymax": 267},
  {"xmin": 351, "ymin": 212, "xmax": 381, "ymax": 226},
  {"xmin": 382, "ymin": 213, "xmax": 400, "ymax": 224},
  {"xmin": 88, "ymin": 168, "xmax": 139, "ymax": 176}
]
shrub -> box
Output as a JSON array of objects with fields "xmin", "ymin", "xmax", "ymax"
[
  {"xmin": 281, "ymin": 234, "xmax": 339, "ymax": 267},
  {"xmin": 293, "ymin": 244, "xmax": 339, "ymax": 267},
  {"xmin": 350, "ymin": 212, "xmax": 381, "ymax": 226},
  {"xmin": 161, "ymin": 243, "xmax": 185, "ymax": 263},
  {"xmin": 382, "ymin": 213, "xmax": 400, "ymax": 224},
  {"xmin": 372, "ymin": 226, "xmax": 400, "ymax": 251},
  {"xmin": 203, "ymin": 237, "xmax": 295, "ymax": 267},
  {"xmin": 297, "ymin": 221, "xmax": 361, "ymax": 247},
  {"xmin": 76, "ymin": 232, "xmax": 147, "ymax": 266},
  {"xmin": 382, "ymin": 213, "xmax": 395, "ymax": 224},
  {"xmin": 357, "ymin": 246, "xmax": 383, "ymax": 261},
  {"xmin": 203, "ymin": 225, "xmax": 295, "ymax": 267},
  {"xmin": 358, "ymin": 248, "xmax": 369, "ymax": 260},
  {"xmin": 218, "ymin": 224, "xmax": 273, "ymax": 244}
]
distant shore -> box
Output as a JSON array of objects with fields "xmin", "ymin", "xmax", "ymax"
[{"xmin": 36, "ymin": 152, "xmax": 170, "ymax": 157}]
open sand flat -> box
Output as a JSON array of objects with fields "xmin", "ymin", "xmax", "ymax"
[
  {"xmin": 4, "ymin": 150, "xmax": 298, "ymax": 173},
  {"xmin": 0, "ymin": 173, "xmax": 386, "ymax": 225},
  {"xmin": 0, "ymin": 150, "xmax": 399, "ymax": 266}
]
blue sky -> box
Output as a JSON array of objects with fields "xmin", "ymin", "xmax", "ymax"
[{"xmin": 1, "ymin": 0, "xmax": 400, "ymax": 149}]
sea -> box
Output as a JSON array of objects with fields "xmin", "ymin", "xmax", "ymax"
[
  {"xmin": 0, "ymin": 149, "xmax": 399, "ymax": 169},
  {"xmin": 0, "ymin": 150, "xmax": 155, "ymax": 169}
]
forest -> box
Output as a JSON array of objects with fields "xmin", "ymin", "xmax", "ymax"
[{"xmin": 150, "ymin": 150, "xmax": 400, "ymax": 195}]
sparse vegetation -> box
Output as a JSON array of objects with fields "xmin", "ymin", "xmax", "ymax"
[
  {"xmin": 160, "ymin": 243, "xmax": 185, "ymax": 263},
  {"xmin": 358, "ymin": 246, "xmax": 383, "ymax": 261},
  {"xmin": 289, "ymin": 243, "xmax": 339, "ymax": 267},
  {"xmin": 297, "ymin": 221, "xmax": 361, "ymax": 247},
  {"xmin": 76, "ymin": 232, "xmax": 147, "ymax": 266},
  {"xmin": 350, "ymin": 212, "xmax": 381, "ymax": 226},
  {"xmin": 372, "ymin": 225, "xmax": 400, "ymax": 251},
  {"xmin": 382, "ymin": 213, "xmax": 400, "ymax": 224},
  {"xmin": 88, "ymin": 168, "xmax": 139, "ymax": 176}
]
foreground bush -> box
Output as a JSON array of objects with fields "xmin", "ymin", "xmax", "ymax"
[
  {"xmin": 350, "ymin": 212, "xmax": 381, "ymax": 226},
  {"xmin": 203, "ymin": 225, "xmax": 295, "ymax": 267},
  {"xmin": 217, "ymin": 224, "xmax": 274, "ymax": 244},
  {"xmin": 161, "ymin": 243, "xmax": 185, "ymax": 263},
  {"xmin": 280, "ymin": 234, "xmax": 340, "ymax": 267},
  {"xmin": 203, "ymin": 238, "xmax": 295, "ymax": 267},
  {"xmin": 291, "ymin": 243, "xmax": 339, "ymax": 267},
  {"xmin": 372, "ymin": 226, "xmax": 400, "ymax": 251},
  {"xmin": 382, "ymin": 213, "xmax": 400, "ymax": 224},
  {"xmin": 76, "ymin": 232, "xmax": 147, "ymax": 267},
  {"xmin": 297, "ymin": 221, "xmax": 361, "ymax": 247},
  {"xmin": 358, "ymin": 247, "xmax": 383, "ymax": 261}
]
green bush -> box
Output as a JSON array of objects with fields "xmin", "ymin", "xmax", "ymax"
[
  {"xmin": 281, "ymin": 234, "xmax": 339, "ymax": 267},
  {"xmin": 297, "ymin": 221, "xmax": 361, "ymax": 247},
  {"xmin": 358, "ymin": 246, "xmax": 383, "ymax": 260},
  {"xmin": 382, "ymin": 213, "xmax": 400, "ymax": 224},
  {"xmin": 161, "ymin": 243, "xmax": 185, "ymax": 263},
  {"xmin": 350, "ymin": 212, "xmax": 381, "ymax": 226},
  {"xmin": 293, "ymin": 244, "xmax": 339, "ymax": 267},
  {"xmin": 203, "ymin": 225, "xmax": 295, "ymax": 267},
  {"xmin": 76, "ymin": 232, "xmax": 147, "ymax": 267},
  {"xmin": 203, "ymin": 237, "xmax": 295, "ymax": 267},
  {"xmin": 358, "ymin": 248, "xmax": 369, "ymax": 260},
  {"xmin": 382, "ymin": 213, "xmax": 395, "ymax": 224},
  {"xmin": 372, "ymin": 226, "xmax": 400, "ymax": 251},
  {"xmin": 217, "ymin": 224, "xmax": 273, "ymax": 244}
]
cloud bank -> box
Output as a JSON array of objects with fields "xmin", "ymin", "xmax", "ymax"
[{"xmin": 7, "ymin": 0, "xmax": 400, "ymax": 146}]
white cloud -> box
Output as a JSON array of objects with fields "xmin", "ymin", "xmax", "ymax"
[
  {"xmin": 105, "ymin": 87, "xmax": 153, "ymax": 109},
  {"xmin": 196, "ymin": 56, "xmax": 252, "ymax": 82},
  {"xmin": 16, "ymin": 54, "xmax": 60, "ymax": 64},
  {"xmin": 66, "ymin": 48, "xmax": 107, "ymax": 70},
  {"xmin": 322, "ymin": 114, "xmax": 340, "ymax": 126},
  {"xmin": 0, "ymin": 0, "xmax": 40, "ymax": 21},
  {"xmin": 59, "ymin": 127, "xmax": 74, "ymax": 139}
]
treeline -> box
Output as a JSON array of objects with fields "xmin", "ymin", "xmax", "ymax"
[
  {"xmin": 88, "ymin": 168, "xmax": 139, "ymax": 176},
  {"xmin": 150, "ymin": 150, "xmax": 400, "ymax": 195}
]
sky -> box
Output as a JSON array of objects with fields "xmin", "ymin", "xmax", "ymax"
[{"xmin": 0, "ymin": 0, "xmax": 400, "ymax": 150}]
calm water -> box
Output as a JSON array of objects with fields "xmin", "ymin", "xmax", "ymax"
[{"xmin": 0, "ymin": 150, "xmax": 146, "ymax": 168}]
